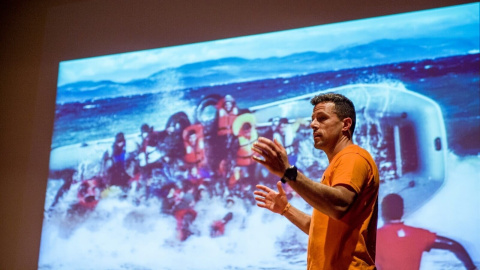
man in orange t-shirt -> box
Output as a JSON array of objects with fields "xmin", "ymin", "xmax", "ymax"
[{"xmin": 252, "ymin": 93, "xmax": 379, "ymax": 270}]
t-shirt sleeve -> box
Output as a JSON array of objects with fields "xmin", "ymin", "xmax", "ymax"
[
  {"xmin": 420, "ymin": 229, "xmax": 437, "ymax": 252},
  {"xmin": 331, "ymin": 153, "xmax": 370, "ymax": 194}
]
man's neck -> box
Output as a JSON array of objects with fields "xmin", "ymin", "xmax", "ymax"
[
  {"xmin": 326, "ymin": 137, "xmax": 353, "ymax": 162},
  {"xmin": 385, "ymin": 219, "xmax": 403, "ymax": 224}
]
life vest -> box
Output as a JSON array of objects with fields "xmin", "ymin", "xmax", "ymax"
[
  {"xmin": 231, "ymin": 113, "xmax": 258, "ymax": 166},
  {"xmin": 182, "ymin": 124, "xmax": 206, "ymax": 165},
  {"xmin": 174, "ymin": 208, "xmax": 197, "ymax": 241},
  {"xmin": 174, "ymin": 208, "xmax": 197, "ymax": 223},
  {"xmin": 211, "ymin": 220, "xmax": 226, "ymax": 237},
  {"xmin": 217, "ymin": 107, "xmax": 238, "ymax": 136},
  {"xmin": 236, "ymin": 135, "xmax": 257, "ymax": 166},
  {"xmin": 77, "ymin": 178, "xmax": 101, "ymax": 209},
  {"xmin": 184, "ymin": 139, "xmax": 205, "ymax": 164},
  {"xmin": 228, "ymin": 167, "xmax": 242, "ymax": 189}
]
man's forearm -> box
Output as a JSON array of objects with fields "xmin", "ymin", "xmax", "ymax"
[
  {"xmin": 283, "ymin": 204, "xmax": 311, "ymax": 235},
  {"xmin": 287, "ymin": 171, "xmax": 355, "ymax": 220}
]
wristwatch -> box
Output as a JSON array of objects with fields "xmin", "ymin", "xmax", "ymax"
[{"xmin": 281, "ymin": 165, "xmax": 297, "ymax": 183}]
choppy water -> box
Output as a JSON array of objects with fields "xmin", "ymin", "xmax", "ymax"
[{"xmin": 38, "ymin": 152, "xmax": 480, "ymax": 269}]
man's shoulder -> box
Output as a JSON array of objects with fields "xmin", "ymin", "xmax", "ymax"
[
  {"xmin": 333, "ymin": 144, "xmax": 379, "ymax": 184},
  {"xmin": 335, "ymin": 144, "xmax": 370, "ymax": 161},
  {"xmin": 379, "ymin": 223, "xmax": 436, "ymax": 238}
]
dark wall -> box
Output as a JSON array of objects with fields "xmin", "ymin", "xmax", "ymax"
[{"xmin": 0, "ymin": 0, "xmax": 474, "ymax": 268}]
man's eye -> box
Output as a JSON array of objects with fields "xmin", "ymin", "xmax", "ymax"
[{"xmin": 317, "ymin": 117, "xmax": 327, "ymax": 122}]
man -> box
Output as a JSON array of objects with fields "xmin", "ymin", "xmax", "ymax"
[
  {"xmin": 136, "ymin": 123, "xmax": 162, "ymax": 169},
  {"xmin": 252, "ymin": 93, "xmax": 379, "ymax": 269},
  {"xmin": 376, "ymin": 193, "xmax": 477, "ymax": 270},
  {"xmin": 102, "ymin": 132, "xmax": 131, "ymax": 191},
  {"xmin": 272, "ymin": 117, "xmax": 301, "ymax": 166},
  {"xmin": 213, "ymin": 94, "xmax": 239, "ymax": 175},
  {"xmin": 228, "ymin": 114, "xmax": 259, "ymax": 200},
  {"xmin": 158, "ymin": 122, "xmax": 186, "ymax": 164},
  {"xmin": 183, "ymin": 125, "xmax": 206, "ymax": 169},
  {"xmin": 217, "ymin": 94, "xmax": 239, "ymax": 137}
]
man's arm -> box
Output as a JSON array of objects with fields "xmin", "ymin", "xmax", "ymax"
[
  {"xmin": 288, "ymin": 172, "xmax": 356, "ymax": 220},
  {"xmin": 252, "ymin": 137, "xmax": 356, "ymax": 220},
  {"xmin": 431, "ymin": 235, "xmax": 478, "ymax": 270},
  {"xmin": 282, "ymin": 203, "xmax": 312, "ymax": 235},
  {"xmin": 254, "ymin": 181, "xmax": 311, "ymax": 234}
]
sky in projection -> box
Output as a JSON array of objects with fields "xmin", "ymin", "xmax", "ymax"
[{"xmin": 57, "ymin": 4, "xmax": 479, "ymax": 86}]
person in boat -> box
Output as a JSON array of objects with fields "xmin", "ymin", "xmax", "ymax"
[
  {"xmin": 48, "ymin": 169, "xmax": 76, "ymax": 211},
  {"xmin": 263, "ymin": 116, "xmax": 281, "ymax": 140},
  {"xmin": 252, "ymin": 93, "xmax": 379, "ymax": 270},
  {"xmin": 210, "ymin": 212, "xmax": 233, "ymax": 237},
  {"xmin": 272, "ymin": 117, "xmax": 301, "ymax": 166},
  {"xmin": 130, "ymin": 124, "xmax": 166, "ymax": 200},
  {"xmin": 217, "ymin": 94, "xmax": 239, "ymax": 137},
  {"xmin": 76, "ymin": 176, "xmax": 104, "ymax": 210},
  {"xmin": 253, "ymin": 116, "xmax": 285, "ymax": 186},
  {"xmin": 212, "ymin": 94, "xmax": 239, "ymax": 176},
  {"xmin": 293, "ymin": 119, "xmax": 325, "ymax": 176},
  {"xmin": 353, "ymin": 109, "xmax": 394, "ymax": 182},
  {"xmin": 187, "ymin": 164, "xmax": 214, "ymax": 200},
  {"xmin": 182, "ymin": 124, "xmax": 207, "ymax": 171},
  {"xmin": 376, "ymin": 193, "xmax": 478, "ymax": 270},
  {"xmin": 159, "ymin": 182, "xmax": 179, "ymax": 215},
  {"xmin": 102, "ymin": 132, "xmax": 131, "ymax": 191},
  {"xmin": 135, "ymin": 124, "xmax": 163, "ymax": 174},
  {"xmin": 158, "ymin": 121, "xmax": 186, "ymax": 166},
  {"xmin": 228, "ymin": 113, "xmax": 258, "ymax": 201},
  {"xmin": 172, "ymin": 180, "xmax": 198, "ymax": 241}
]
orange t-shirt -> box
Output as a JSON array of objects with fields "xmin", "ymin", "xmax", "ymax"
[{"xmin": 307, "ymin": 144, "xmax": 379, "ymax": 270}]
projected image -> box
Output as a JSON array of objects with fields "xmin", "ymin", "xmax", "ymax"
[{"xmin": 39, "ymin": 3, "xmax": 479, "ymax": 270}]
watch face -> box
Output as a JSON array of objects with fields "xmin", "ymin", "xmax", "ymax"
[{"xmin": 285, "ymin": 166, "xmax": 297, "ymax": 181}]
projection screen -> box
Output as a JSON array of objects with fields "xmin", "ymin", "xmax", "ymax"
[{"xmin": 38, "ymin": 3, "xmax": 480, "ymax": 269}]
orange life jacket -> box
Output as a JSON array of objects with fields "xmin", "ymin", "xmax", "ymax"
[
  {"xmin": 78, "ymin": 178, "xmax": 100, "ymax": 209},
  {"xmin": 236, "ymin": 135, "xmax": 256, "ymax": 166},
  {"xmin": 183, "ymin": 124, "xmax": 206, "ymax": 165},
  {"xmin": 217, "ymin": 107, "xmax": 238, "ymax": 136},
  {"xmin": 184, "ymin": 138, "xmax": 205, "ymax": 164}
]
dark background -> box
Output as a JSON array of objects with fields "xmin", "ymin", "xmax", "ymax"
[{"xmin": 0, "ymin": 0, "xmax": 477, "ymax": 269}]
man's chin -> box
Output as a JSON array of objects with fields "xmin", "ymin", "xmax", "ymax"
[{"xmin": 313, "ymin": 142, "xmax": 324, "ymax": 150}]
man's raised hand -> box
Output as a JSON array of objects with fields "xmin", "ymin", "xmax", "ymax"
[{"xmin": 253, "ymin": 181, "xmax": 288, "ymax": 214}]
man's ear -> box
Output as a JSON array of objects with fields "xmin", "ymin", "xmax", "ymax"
[{"xmin": 342, "ymin": 117, "xmax": 352, "ymax": 132}]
